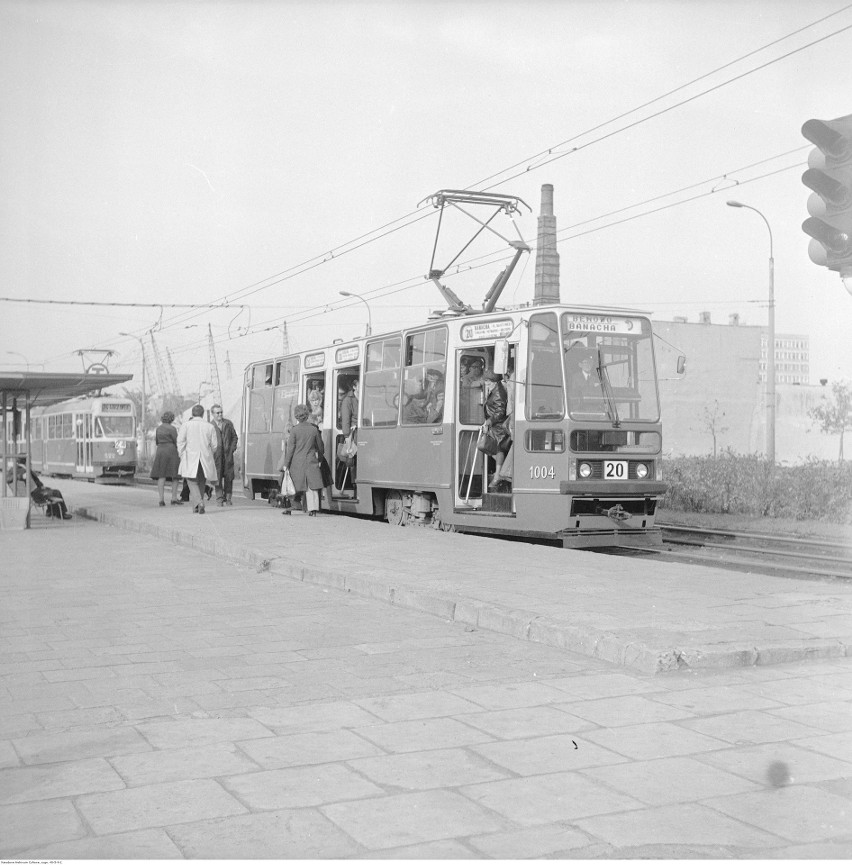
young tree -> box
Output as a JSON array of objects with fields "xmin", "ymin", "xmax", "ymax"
[
  {"xmin": 809, "ymin": 380, "xmax": 852, "ymax": 462},
  {"xmin": 699, "ymin": 399, "xmax": 729, "ymax": 458}
]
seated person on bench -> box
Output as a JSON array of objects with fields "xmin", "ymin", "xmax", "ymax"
[{"xmin": 5, "ymin": 457, "xmax": 72, "ymax": 519}]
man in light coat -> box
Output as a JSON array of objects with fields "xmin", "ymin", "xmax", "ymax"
[{"xmin": 177, "ymin": 404, "xmax": 219, "ymax": 514}]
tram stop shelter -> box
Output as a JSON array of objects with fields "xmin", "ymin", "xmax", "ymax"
[{"xmin": 1, "ymin": 371, "xmax": 132, "ymax": 530}]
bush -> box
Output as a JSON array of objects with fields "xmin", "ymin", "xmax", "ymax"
[{"xmin": 661, "ymin": 451, "xmax": 852, "ymax": 523}]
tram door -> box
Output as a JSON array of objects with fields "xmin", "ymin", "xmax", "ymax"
[
  {"xmin": 454, "ymin": 345, "xmax": 517, "ymax": 508},
  {"xmin": 75, "ymin": 413, "xmax": 93, "ymax": 476},
  {"xmin": 331, "ymin": 366, "xmax": 359, "ymax": 496}
]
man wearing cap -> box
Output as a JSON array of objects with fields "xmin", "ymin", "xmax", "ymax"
[{"xmin": 569, "ymin": 351, "xmax": 603, "ymax": 402}]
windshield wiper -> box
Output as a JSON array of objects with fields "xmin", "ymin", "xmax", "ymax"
[{"xmin": 596, "ymin": 348, "xmax": 621, "ymax": 428}]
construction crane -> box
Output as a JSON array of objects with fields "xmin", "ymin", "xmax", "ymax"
[
  {"xmin": 207, "ymin": 324, "xmax": 222, "ymax": 406},
  {"xmin": 148, "ymin": 332, "xmax": 169, "ymax": 395},
  {"xmin": 166, "ymin": 348, "xmax": 182, "ymax": 395}
]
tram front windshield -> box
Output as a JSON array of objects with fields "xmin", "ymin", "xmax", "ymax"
[
  {"xmin": 561, "ymin": 313, "xmax": 660, "ymax": 423},
  {"xmin": 94, "ymin": 416, "xmax": 134, "ymax": 437}
]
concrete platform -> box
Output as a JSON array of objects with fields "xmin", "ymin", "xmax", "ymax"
[{"xmin": 61, "ymin": 481, "xmax": 852, "ymax": 674}]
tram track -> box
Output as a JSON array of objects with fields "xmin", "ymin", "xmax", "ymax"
[{"xmin": 645, "ymin": 523, "xmax": 852, "ymax": 581}]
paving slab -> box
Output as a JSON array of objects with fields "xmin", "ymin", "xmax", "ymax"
[
  {"xmin": 64, "ymin": 480, "xmax": 852, "ymax": 673},
  {"xmin": 3, "ymin": 515, "xmax": 852, "ymax": 859}
]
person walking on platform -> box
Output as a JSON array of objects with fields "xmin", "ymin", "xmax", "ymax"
[
  {"xmin": 177, "ymin": 404, "xmax": 218, "ymax": 514},
  {"xmin": 210, "ymin": 404, "xmax": 238, "ymax": 506},
  {"xmin": 285, "ymin": 403, "xmax": 325, "ymax": 516},
  {"xmin": 150, "ymin": 411, "xmax": 182, "ymax": 506}
]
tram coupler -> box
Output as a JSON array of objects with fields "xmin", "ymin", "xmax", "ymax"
[{"xmin": 599, "ymin": 503, "xmax": 629, "ymax": 523}]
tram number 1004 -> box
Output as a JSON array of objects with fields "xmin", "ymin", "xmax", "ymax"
[{"xmin": 529, "ymin": 465, "xmax": 556, "ymax": 479}]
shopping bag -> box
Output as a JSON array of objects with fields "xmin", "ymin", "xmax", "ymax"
[
  {"xmin": 281, "ymin": 468, "xmax": 296, "ymax": 497},
  {"xmin": 337, "ymin": 430, "xmax": 357, "ymax": 464}
]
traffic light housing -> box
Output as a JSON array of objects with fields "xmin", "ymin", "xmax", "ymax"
[{"xmin": 801, "ymin": 114, "xmax": 852, "ymax": 276}]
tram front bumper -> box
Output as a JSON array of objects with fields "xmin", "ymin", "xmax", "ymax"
[{"xmin": 559, "ymin": 481, "xmax": 668, "ymax": 496}]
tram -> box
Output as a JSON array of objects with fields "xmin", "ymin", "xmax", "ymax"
[
  {"xmin": 241, "ymin": 190, "xmax": 668, "ymax": 548},
  {"xmin": 28, "ymin": 396, "xmax": 137, "ymax": 481}
]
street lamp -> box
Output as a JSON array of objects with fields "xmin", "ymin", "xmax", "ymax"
[
  {"xmin": 339, "ymin": 291, "xmax": 372, "ymax": 337},
  {"xmin": 4, "ymin": 351, "xmax": 30, "ymax": 369},
  {"xmin": 726, "ymin": 200, "xmax": 775, "ymax": 467},
  {"xmin": 119, "ymin": 332, "xmax": 147, "ymax": 464}
]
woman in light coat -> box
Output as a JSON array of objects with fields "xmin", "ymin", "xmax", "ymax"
[{"xmin": 177, "ymin": 405, "xmax": 219, "ymax": 513}]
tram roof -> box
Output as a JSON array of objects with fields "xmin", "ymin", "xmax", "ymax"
[{"xmin": 0, "ymin": 371, "xmax": 133, "ymax": 411}]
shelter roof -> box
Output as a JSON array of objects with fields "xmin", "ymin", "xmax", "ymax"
[{"xmin": 0, "ymin": 371, "xmax": 133, "ymax": 411}]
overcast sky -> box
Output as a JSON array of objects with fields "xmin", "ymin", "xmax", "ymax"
[{"xmin": 1, "ymin": 0, "xmax": 850, "ymax": 399}]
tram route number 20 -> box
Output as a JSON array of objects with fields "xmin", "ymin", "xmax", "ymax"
[{"xmin": 529, "ymin": 465, "xmax": 555, "ymax": 479}]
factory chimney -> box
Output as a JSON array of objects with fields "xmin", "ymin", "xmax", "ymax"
[{"xmin": 533, "ymin": 184, "xmax": 560, "ymax": 305}]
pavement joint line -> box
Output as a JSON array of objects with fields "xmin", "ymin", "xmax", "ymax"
[{"xmin": 73, "ymin": 503, "xmax": 851, "ymax": 675}]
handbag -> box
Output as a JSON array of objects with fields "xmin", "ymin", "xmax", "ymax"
[
  {"xmin": 476, "ymin": 423, "xmax": 511, "ymax": 456},
  {"xmin": 281, "ymin": 468, "xmax": 296, "ymax": 497},
  {"xmin": 337, "ymin": 430, "xmax": 357, "ymax": 464}
]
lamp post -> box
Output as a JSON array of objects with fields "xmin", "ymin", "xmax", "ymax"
[
  {"xmin": 339, "ymin": 291, "xmax": 372, "ymax": 337},
  {"xmin": 120, "ymin": 332, "xmax": 147, "ymax": 464},
  {"xmin": 4, "ymin": 351, "xmax": 30, "ymax": 369},
  {"xmin": 726, "ymin": 200, "xmax": 775, "ymax": 467}
]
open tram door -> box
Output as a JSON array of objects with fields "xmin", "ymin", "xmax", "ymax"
[
  {"xmin": 454, "ymin": 340, "xmax": 517, "ymax": 513},
  {"xmin": 331, "ymin": 365, "xmax": 359, "ymax": 498}
]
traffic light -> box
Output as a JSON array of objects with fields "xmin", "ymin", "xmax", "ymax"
[{"xmin": 801, "ymin": 114, "xmax": 852, "ymax": 277}]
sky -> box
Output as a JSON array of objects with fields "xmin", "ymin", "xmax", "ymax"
[{"xmin": 1, "ymin": 0, "xmax": 850, "ymax": 403}]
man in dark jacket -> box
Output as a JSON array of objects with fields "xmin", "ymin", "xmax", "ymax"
[
  {"xmin": 482, "ymin": 371, "xmax": 511, "ymax": 490},
  {"xmin": 211, "ymin": 404, "xmax": 239, "ymax": 506}
]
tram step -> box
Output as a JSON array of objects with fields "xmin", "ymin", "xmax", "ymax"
[{"xmin": 482, "ymin": 491, "xmax": 513, "ymax": 513}]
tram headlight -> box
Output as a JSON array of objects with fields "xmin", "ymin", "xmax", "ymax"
[
  {"xmin": 578, "ymin": 462, "xmax": 592, "ymax": 479},
  {"xmin": 636, "ymin": 463, "xmax": 649, "ymax": 479}
]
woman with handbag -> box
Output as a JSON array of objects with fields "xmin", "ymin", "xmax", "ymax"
[{"xmin": 284, "ymin": 404, "xmax": 326, "ymax": 516}]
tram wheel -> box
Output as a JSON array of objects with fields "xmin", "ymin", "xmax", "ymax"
[
  {"xmin": 385, "ymin": 490, "xmax": 406, "ymax": 526},
  {"xmin": 430, "ymin": 509, "xmax": 456, "ymax": 532}
]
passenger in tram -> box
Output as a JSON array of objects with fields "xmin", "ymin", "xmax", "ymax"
[
  {"xmin": 402, "ymin": 368, "xmax": 444, "ymax": 424},
  {"xmin": 285, "ymin": 403, "xmax": 326, "ymax": 516},
  {"xmin": 5, "ymin": 456, "xmax": 72, "ymax": 519},
  {"xmin": 340, "ymin": 379, "xmax": 358, "ymax": 436},
  {"xmin": 493, "ymin": 363, "xmax": 515, "ymax": 490},
  {"xmin": 307, "ymin": 382, "xmax": 324, "ymax": 426},
  {"xmin": 462, "ymin": 357, "xmax": 485, "ymax": 388},
  {"xmin": 150, "ymin": 411, "xmax": 182, "ymax": 506},
  {"xmin": 482, "ymin": 370, "xmax": 511, "ymax": 491}
]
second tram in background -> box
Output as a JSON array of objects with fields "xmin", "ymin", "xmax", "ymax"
[
  {"xmin": 241, "ymin": 302, "xmax": 668, "ymax": 548},
  {"xmin": 28, "ymin": 396, "xmax": 137, "ymax": 482}
]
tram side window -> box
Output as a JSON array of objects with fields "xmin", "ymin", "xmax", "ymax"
[
  {"xmin": 401, "ymin": 328, "xmax": 447, "ymax": 425},
  {"xmin": 249, "ymin": 363, "xmax": 274, "ymax": 433},
  {"xmin": 272, "ymin": 357, "xmax": 300, "ymax": 432},
  {"xmin": 62, "ymin": 414, "xmax": 73, "ymax": 438},
  {"xmin": 362, "ymin": 337, "xmax": 401, "ymax": 427},
  {"xmin": 526, "ymin": 312, "xmax": 565, "ymax": 420}
]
